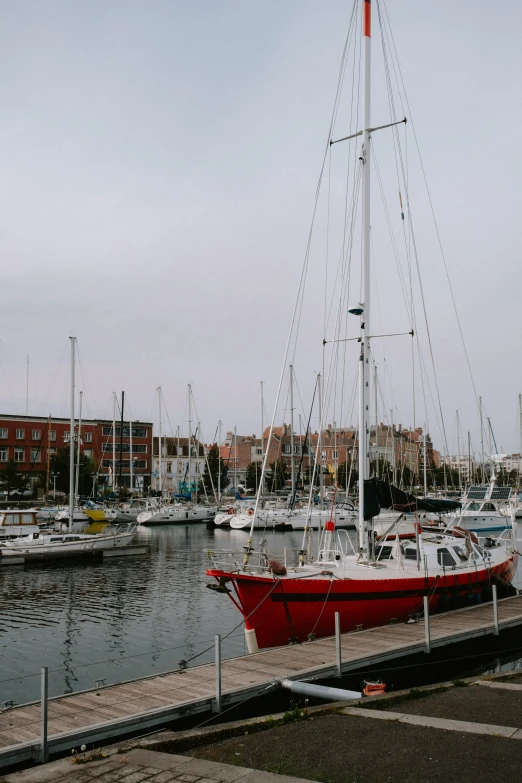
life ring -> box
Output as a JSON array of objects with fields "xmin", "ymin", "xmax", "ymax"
[
  {"xmin": 227, "ymin": 508, "xmax": 234, "ymax": 515},
  {"xmin": 247, "ymin": 508, "xmax": 254, "ymax": 516}
]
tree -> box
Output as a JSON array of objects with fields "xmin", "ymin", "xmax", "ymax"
[
  {"xmin": 201, "ymin": 444, "xmax": 229, "ymax": 497},
  {"xmin": 245, "ymin": 461, "xmax": 263, "ymax": 492},
  {"xmin": 265, "ymin": 459, "xmax": 288, "ymax": 492},
  {"xmin": 0, "ymin": 459, "xmax": 26, "ymax": 494},
  {"xmin": 49, "ymin": 446, "xmax": 96, "ymax": 496}
]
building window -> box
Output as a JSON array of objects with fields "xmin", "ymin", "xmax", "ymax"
[
  {"xmin": 132, "ymin": 460, "xmax": 146, "ymax": 469},
  {"xmin": 16, "ymin": 429, "xmax": 25, "ymax": 440},
  {"xmin": 32, "ymin": 429, "xmax": 41, "ymax": 441},
  {"xmin": 30, "ymin": 448, "xmax": 41, "ymax": 462},
  {"xmin": 14, "ymin": 448, "xmax": 24, "ymax": 462},
  {"xmin": 256, "ymin": 448, "xmax": 262, "ymax": 455},
  {"xmin": 0, "ymin": 428, "xmax": 7, "ymax": 439},
  {"xmin": 49, "ymin": 430, "xmax": 56, "ymax": 441},
  {"xmin": 49, "ymin": 448, "xmax": 56, "ymax": 457},
  {"xmin": 178, "ymin": 462, "xmax": 184, "ymax": 473},
  {"xmin": 102, "ymin": 425, "xmax": 148, "ymax": 438},
  {"xmin": 0, "ymin": 448, "xmax": 7, "ymax": 462},
  {"xmin": 84, "ymin": 449, "xmax": 92, "ymax": 458},
  {"xmin": 284, "ymin": 445, "xmax": 291, "ymax": 454},
  {"xmin": 166, "ymin": 462, "xmax": 172, "ymax": 472},
  {"xmin": 85, "ymin": 432, "xmax": 92, "ymax": 443},
  {"xmin": 64, "ymin": 432, "xmax": 70, "ymax": 442},
  {"xmin": 194, "ymin": 463, "xmax": 199, "ymax": 474},
  {"xmin": 332, "ymin": 449, "xmax": 339, "ymax": 460}
]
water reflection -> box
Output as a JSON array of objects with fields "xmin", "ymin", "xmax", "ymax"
[{"xmin": 0, "ymin": 523, "xmax": 521, "ymax": 705}]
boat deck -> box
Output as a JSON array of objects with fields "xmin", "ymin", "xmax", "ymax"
[{"xmin": 1, "ymin": 593, "xmax": 522, "ymax": 768}]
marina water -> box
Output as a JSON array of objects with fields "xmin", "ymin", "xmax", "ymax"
[{"xmin": 1, "ymin": 524, "xmax": 521, "ymax": 705}]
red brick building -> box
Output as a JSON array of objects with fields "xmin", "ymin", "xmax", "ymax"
[{"xmin": 0, "ymin": 414, "xmax": 153, "ymax": 492}]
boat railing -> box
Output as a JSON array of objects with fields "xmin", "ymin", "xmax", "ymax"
[
  {"xmin": 102, "ymin": 522, "xmax": 137, "ymax": 536},
  {"xmin": 335, "ymin": 529, "xmax": 357, "ymax": 556},
  {"xmin": 206, "ymin": 547, "xmax": 303, "ymax": 574}
]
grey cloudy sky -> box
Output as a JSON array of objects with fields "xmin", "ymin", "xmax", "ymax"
[{"xmin": 0, "ymin": 1, "xmax": 521, "ymax": 457}]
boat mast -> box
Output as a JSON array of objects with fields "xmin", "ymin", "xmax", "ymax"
[
  {"xmin": 75, "ymin": 390, "xmax": 83, "ymax": 503},
  {"xmin": 176, "ymin": 425, "xmax": 180, "ymax": 494},
  {"xmin": 456, "ymin": 410, "xmax": 462, "ymax": 490},
  {"xmin": 112, "ymin": 392, "xmax": 116, "ymax": 491},
  {"xmin": 188, "ymin": 384, "xmax": 192, "ymax": 495},
  {"xmin": 373, "ymin": 363, "xmax": 378, "ymax": 479},
  {"xmin": 129, "ymin": 417, "xmax": 133, "ymax": 494},
  {"xmin": 26, "ymin": 355, "xmax": 29, "ymax": 416},
  {"xmin": 358, "ymin": 0, "xmax": 372, "ymax": 560},
  {"xmin": 467, "ymin": 430, "xmax": 471, "ymax": 486},
  {"xmin": 119, "ymin": 391, "xmax": 125, "ymax": 490},
  {"xmin": 68, "ymin": 337, "xmax": 76, "ymax": 531},
  {"xmin": 423, "ymin": 426, "xmax": 428, "ymax": 495},
  {"xmin": 233, "ymin": 424, "xmax": 237, "ymax": 492},
  {"xmin": 157, "ymin": 386, "xmax": 162, "ymax": 496},
  {"xmin": 260, "ymin": 382, "xmax": 264, "ymax": 495},
  {"xmin": 519, "ymin": 394, "xmax": 522, "ymax": 488},
  {"xmin": 480, "ymin": 396, "xmax": 485, "ymax": 483},
  {"xmin": 318, "ymin": 373, "xmax": 323, "ymax": 508},
  {"xmin": 290, "ymin": 365, "xmax": 295, "ymax": 497},
  {"xmin": 218, "ymin": 419, "xmax": 222, "ymax": 504}
]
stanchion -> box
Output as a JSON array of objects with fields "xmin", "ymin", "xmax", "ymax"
[
  {"xmin": 40, "ymin": 667, "xmax": 48, "ymax": 764},
  {"xmin": 423, "ymin": 596, "xmax": 431, "ymax": 654},
  {"xmin": 215, "ymin": 634, "xmax": 222, "ymax": 712},
  {"xmin": 492, "ymin": 584, "xmax": 499, "ymax": 635},
  {"xmin": 335, "ymin": 612, "xmax": 342, "ymax": 677}
]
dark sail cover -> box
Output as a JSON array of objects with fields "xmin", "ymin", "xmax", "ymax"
[{"xmin": 365, "ymin": 477, "xmax": 460, "ymax": 517}]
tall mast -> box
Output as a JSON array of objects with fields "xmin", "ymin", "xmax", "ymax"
[
  {"xmin": 479, "ymin": 396, "xmax": 485, "ymax": 483},
  {"xmin": 26, "ymin": 355, "xmax": 29, "ymax": 416},
  {"xmin": 129, "ymin": 417, "xmax": 133, "ymax": 493},
  {"xmin": 260, "ymin": 382, "xmax": 264, "ymax": 494},
  {"xmin": 390, "ymin": 409, "xmax": 396, "ymax": 485},
  {"xmin": 75, "ymin": 390, "xmax": 83, "ymax": 502},
  {"xmin": 218, "ymin": 420, "xmax": 222, "ymax": 504},
  {"xmin": 357, "ymin": 0, "xmax": 372, "ymax": 560},
  {"xmin": 68, "ymin": 337, "xmax": 76, "ymax": 531},
  {"xmin": 119, "ymin": 391, "xmax": 125, "ymax": 490},
  {"xmin": 423, "ymin": 426, "xmax": 428, "ymax": 495},
  {"xmin": 157, "ymin": 386, "xmax": 162, "ymax": 495},
  {"xmin": 176, "ymin": 425, "xmax": 180, "ymax": 493},
  {"xmin": 188, "ymin": 384, "xmax": 192, "ymax": 495},
  {"xmin": 518, "ymin": 394, "xmax": 522, "ymax": 487},
  {"xmin": 234, "ymin": 424, "xmax": 237, "ymax": 492},
  {"xmin": 290, "ymin": 365, "xmax": 295, "ymax": 496},
  {"xmin": 112, "ymin": 393, "xmax": 116, "ymax": 490},
  {"xmin": 373, "ymin": 362, "xmax": 378, "ymax": 478},
  {"xmin": 467, "ymin": 430, "xmax": 471, "ymax": 486},
  {"xmin": 456, "ymin": 410, "xmax": 462, "ymax": 490}
]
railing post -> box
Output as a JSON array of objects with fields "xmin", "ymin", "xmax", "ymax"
[
  {"xmin": 40, "ymin": 667, "xmax": 48, "ymax": 764},
  {"xmin": 215, "ymin": 634, "xmax": 222, "ymax": 713},
  {"xmin": 492, "ymin": 584, "xmax": 499, "ymax": 635},
  {"xmin": 335, "ymin": 612, "xmax": 342, "ymax": 677},
  {"xmin": 423, "ymin": 596, "xmax": 431, "ymax": 654}
]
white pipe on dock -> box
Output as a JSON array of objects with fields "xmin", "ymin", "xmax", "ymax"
[{"xmin": 280, "ymin": 679, "xmax": 361, "ymax": 701}]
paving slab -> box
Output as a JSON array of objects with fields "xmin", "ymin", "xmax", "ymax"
[
  {"xmin": 397, "ymin": 713, "xmax": 518, "ymax": 737},
  {"xmin": 341, "ymin": 706, "xmax": 405, "ymax": 721},
  {"xmin": 175, "ymin": 759, "xmax": 254, "ymax": 782},
  {"xmin": 124, "ymin": 750, "xmax": 192, "ymax": 771}
]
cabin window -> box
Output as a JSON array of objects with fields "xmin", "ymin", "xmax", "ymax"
[
  {"xmin": 437, "ymin": 547, "xmax": 456, "ymax": 567},
  {"xmin": 404, "ymin": 547, "xmax": 418, "ymax": 560},
  {"xmin": 481, "ymin": 503, "xmax": 495, "ymax": 511},
  {"xmin": 452, "ymin": 546, "xmax": 468, "ymax": 562},
  {"xmin": 375, "ymin": 545, "xmax": 394, "ymax": 560},
  {"xmin": 22, "ymin": 514, "xmax": 33, "ymax": 524},
  {"xmin": 467, "ymin": 502, "xmax": 480, "ymax": 511}
]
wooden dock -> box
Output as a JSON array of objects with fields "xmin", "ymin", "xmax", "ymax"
[
  {"xmin": 1, "ymin": 593, "xmax": 522, "ymax": 768},
  {"xmin": 0, "ymin": 545, "xmax": 148, "ymax": 566}
]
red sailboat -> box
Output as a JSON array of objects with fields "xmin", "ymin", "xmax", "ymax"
[{"xmin": 206, "ymin": 0, "xmax": 518, "ymax": 651}]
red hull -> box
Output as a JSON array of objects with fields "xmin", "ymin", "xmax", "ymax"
[{"xmin": 208, "ymin": 556, "xmax": 517, "ymax": 649}]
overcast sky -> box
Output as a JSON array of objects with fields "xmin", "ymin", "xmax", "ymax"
[{"xmin": 0, "ymin": 0, "xmax": 521, "ymax": 458}]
